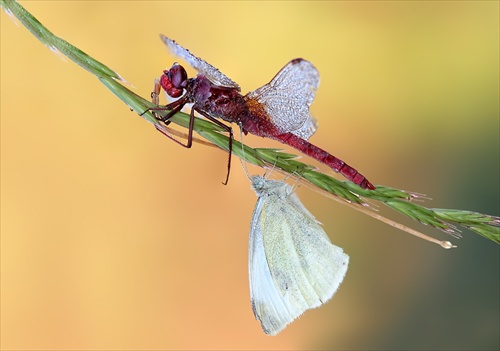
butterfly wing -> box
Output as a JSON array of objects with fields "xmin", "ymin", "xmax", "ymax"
[
  {"xmin": 249, "ymin": 192, "xmax": 293, "ymax": 335},
  {"xmin": 160, "ymin": 34, "xmax": 240, "ymax": 91},
  {"xmin": 249, "ymin": 177, "xmax": 349, "ymax": 335},
  {"xmin": 245, "ymin": 59, "xmax": 320, "ymax": 140}
]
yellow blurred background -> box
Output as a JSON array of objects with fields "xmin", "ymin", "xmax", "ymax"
[{"xmin": 1, "ymin": 1, "xmax": 498, "ymax": 350}]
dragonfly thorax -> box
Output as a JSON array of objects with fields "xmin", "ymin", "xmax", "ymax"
[{"xmin": 190, "ymin": 76, "xmax": 249, "ymax": 124}]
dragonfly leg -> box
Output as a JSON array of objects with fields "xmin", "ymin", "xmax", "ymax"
[
  {"xmin": 151, "ymin": 101, "xmax": 194, "ymax": 148},
  {"xmin": 155, "ymin": 123, "xmax": 191, "ymax": 148},
  {"xmin": 146, "ymin": 98, "xmax": 186, "ymax": 125},
  {"xmin": 151, "ymin": 77, "xmax": 162, "ymax": 106},
  {"xmin": 194, "ymin": 108, "xmax": 234, "ymax": 185}
]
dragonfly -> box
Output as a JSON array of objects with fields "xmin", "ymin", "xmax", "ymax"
[{"xmin": 149, "ymin": 34, "xmax": 375, "ymax": 189}]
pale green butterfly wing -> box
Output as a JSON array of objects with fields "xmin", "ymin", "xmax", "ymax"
[{"xmin": 249, "ymin": 176, "xmax": 349, "ymax": 335}]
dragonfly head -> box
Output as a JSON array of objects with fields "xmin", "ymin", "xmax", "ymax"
[{"xmin": 160, "ymin": 63, "xmax": 188, "ymax": 98}]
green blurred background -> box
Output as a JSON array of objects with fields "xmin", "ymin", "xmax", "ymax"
[{"xmin": 1, "ymin": 1, "xmax": 498, "ymax": 350}]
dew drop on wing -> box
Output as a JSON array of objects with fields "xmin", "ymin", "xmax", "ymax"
[
  {"xmin": 245, "ymin": 59, "xmax": 320, "ymax": 137},
  {"xmin": 160, "ymin": 34, "xmax": 240, "ymax": 90}
]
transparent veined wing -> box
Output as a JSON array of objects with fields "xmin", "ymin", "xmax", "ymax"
[
  {"xmin": 245, "ymin": 59, "xmax": 320, "ymax": 140},
  {"xmin": 249, "ymin": 175, "xmax": 349, "ymax": 335},
  {"xmin": 160, "ymin": 34, "xmax": 240, "ymax": 91}
]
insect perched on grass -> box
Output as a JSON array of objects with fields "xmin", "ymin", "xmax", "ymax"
[
  {"xmin": 249, "ymin": 175, "xmax": 349, "ymax": 335},
  {"xmin": 149, "ymin": 35, "xmax": 375, "ymax": 189}
]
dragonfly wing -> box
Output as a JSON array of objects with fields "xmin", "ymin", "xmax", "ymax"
[
  {"xmin": 246, "ymin": 59, "xmax": 320, "ymax": 138},
  {"xmin": 160, "ymin": 34, "xmax": 240, "ymax": 91},
  {"xmin": 291, "ymin": 115, "xmax": 318, "ymax": 140}
]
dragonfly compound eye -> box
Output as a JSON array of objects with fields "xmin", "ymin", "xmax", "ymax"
[
  {"xmin": 169, "ymin": 64, "xmax": 188, "ymax": 89},
  {"xmin": 160, "ymin": 68, "xmax": 184, "ymax": 98}
]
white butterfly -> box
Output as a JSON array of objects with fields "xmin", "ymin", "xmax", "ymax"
[{"xmin": 249, "ymin": 175, "xmax": 349, "ymax": 335}]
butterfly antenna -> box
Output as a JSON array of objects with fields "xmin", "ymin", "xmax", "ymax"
[
  {"xmin": 238, "ymin": 127, "xmax": 252, "ymax": 181},
  {"xmin": 288, "ymin": 170, "xmax": 305, "ymax": 195}
]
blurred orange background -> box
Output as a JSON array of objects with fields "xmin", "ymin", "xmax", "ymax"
[{"xmin": 1, "ymin": 1, "xmax": 498, "ymax": 350}]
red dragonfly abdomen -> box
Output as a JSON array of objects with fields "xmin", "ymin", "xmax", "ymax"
[{"xmin": 274, "ymin": 132, "xmax": 375, "ymax": 190}]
